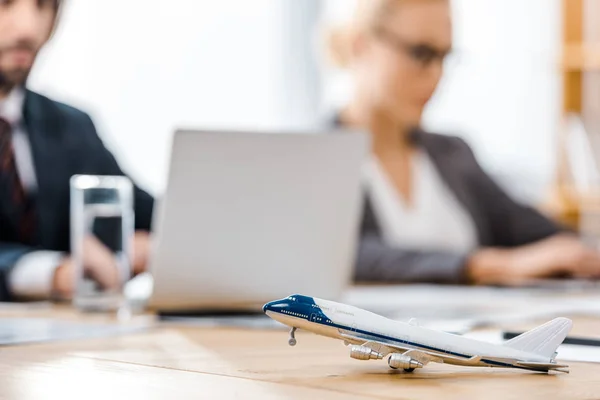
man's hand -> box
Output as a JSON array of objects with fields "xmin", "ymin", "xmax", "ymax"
[
  {"xmin": 52, "ymin": 232, "xmax": 152, "ymax": 299},
  {"xmin": 467, "ymin": 235, "xmax": 600, "ymax": 286},
  {"xmin": 52, "ymin": 236, "xmax": 120, "ymax": 299}
]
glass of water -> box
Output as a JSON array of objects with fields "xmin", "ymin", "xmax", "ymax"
[{"xmin": 70, "ymin": 175, "xmax": 134, "ymax": 314}]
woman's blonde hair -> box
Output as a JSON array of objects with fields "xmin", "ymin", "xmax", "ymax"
[
  {"xmin": 325, "ymin": 0, "xmax": 445, "ymax": 68},
  {"xmin": 326, "ymin": 0, "xmax": 391, "ymax": 68}
]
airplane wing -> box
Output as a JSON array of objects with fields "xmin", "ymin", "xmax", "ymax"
[
  {"xmin": 339, "ymin": 332, "xmax": 567, "ymax": 372},
  {"xmin": 339, "ymin": 333, "xmax": 410, "ymax": 355},
  {"xmin": 357, "ymin": 341, "xmax": 437, "ymax": 366},
  {"xmin": 402, "ymin": 349, "xmax": 440, "ymax": 365},
  {"xmin": 340, "ymin": 333, "xmax": 481, "ymax": 366},
  {"xmin": 356, "ymin": 340, "xmax": 410, "ymax": 356}
]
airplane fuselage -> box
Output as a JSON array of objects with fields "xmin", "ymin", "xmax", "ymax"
[{"xmin": 264, "ymin": 295, "xmax": 555, "ymax": 370}]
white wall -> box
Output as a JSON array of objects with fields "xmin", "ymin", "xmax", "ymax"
[
  {"xmin": 28, "ymin": 0, "xmax": 564, "ymax": 202},
  {"xmin": 28, "ymin": 0, "xmax": 298, "ymax": 195},
  {"xmin": 322, "ymin": 0, "xmax": 562, "ymax": 202}
]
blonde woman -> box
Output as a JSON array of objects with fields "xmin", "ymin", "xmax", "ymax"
[{"xmin": 328, "ymin": 0, "xmax": 600, "ymax": 285}]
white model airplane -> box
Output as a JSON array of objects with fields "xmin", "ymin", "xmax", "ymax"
[{"xmin": 263, "ymin": 294, "xmax": 573, "ymax": 373}]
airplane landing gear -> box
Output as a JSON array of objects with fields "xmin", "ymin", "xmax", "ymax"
[{"xmin": 288, "ymin": 327, "xmax": 297, "ymax": 346}]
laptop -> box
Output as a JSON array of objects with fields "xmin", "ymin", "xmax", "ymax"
[{"xmin": 147, "ymin": 129, "xmax": 369, "ymax": 312}]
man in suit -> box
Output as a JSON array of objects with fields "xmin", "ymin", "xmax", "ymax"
[{"xmin": 0, "ymin": 0, "xmax": 154, "ymax": 301}]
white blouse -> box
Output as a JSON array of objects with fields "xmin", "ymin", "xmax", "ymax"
[{"xmin": 363, "ymin": 152, "xmax": 478, "ymax": 253}]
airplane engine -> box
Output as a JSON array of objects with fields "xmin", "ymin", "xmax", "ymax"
[
  {"xmin": 350, "ymin": 345, "xmax": 383, "ymax": 361},
  {"xmin": 388, "ymin": 354, "xmax": 424, "ymax": 370}
]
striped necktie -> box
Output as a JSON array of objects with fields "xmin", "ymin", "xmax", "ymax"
[{"xmin": 0, "ymin": 118, "xmax": 36, "ymax": 244}]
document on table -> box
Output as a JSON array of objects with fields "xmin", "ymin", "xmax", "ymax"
[
  {"xmin": 342, "ymin": 284, "xmax": 600, "ymax": 334},
  {"xmin": 0, "ymin": 318, "xmax": 153, "ymax": 346},
  {"xmin": 0, "ymin": 301, "xmax": 52, "ymax": 312}
]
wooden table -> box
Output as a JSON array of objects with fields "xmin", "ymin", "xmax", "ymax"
[{"xmin": 1, "ymin": 309, "xmax": 600, "ymax": 400}]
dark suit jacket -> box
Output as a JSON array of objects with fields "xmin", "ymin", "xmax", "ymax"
[
  {"xmin": 0, "ymin": 90, "xmax": 154, "ymax": 300},
  {"xmin": 355, "ymin": 130, "xmax": 564, "ymax": 284}
]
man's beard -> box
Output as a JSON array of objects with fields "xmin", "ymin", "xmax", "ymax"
[
  {"xmin": 0, "ymin": 67, "xmax": 30, "ymax": 94},
  {"xmin": 0, "ymin": 41, "xmax": 38, "ymax": 94}
]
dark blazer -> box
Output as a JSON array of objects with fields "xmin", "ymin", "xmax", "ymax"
[
  {"xmin": 355, "ymin": 130, "xmax": 563, "ymax": 284},
  {"xmin": 0, "ymin": 90, "xmax": 154, "ymax": 300}
]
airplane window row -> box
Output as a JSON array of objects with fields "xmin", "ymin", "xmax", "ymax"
[
  {"xmin": 282, "ymin": 310, "xmax": 307, "ymax": 318},
  {"xmin": 312, "ymin": 316, "xmax": 332, "ymax": 324}
]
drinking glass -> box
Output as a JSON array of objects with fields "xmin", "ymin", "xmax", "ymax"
[{"xmin": 70, "ymin": 175, "xmax": 134, "ymax": 314}]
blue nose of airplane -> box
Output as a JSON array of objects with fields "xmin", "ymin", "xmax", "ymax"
[{"xmin": 262, "ymin": 302, "xmax": 271, "ymax": 313}]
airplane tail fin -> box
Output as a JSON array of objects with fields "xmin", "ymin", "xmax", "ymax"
[{"xmin": 503, "ymin": 318, "xmax": 573, "ymax": 359}]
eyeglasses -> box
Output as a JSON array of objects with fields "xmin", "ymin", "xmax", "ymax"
[{"xmin": 373, "ymin": 25, "xmax": 452, "ymax": 69}]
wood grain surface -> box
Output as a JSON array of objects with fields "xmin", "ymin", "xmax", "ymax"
[{"xmin": 1, "ymin": 308, "xmax": 599, "ymax": 400}]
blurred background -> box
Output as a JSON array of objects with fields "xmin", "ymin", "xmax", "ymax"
[{"xmin": 28, "ymin": 0, "xmax": 600, "ymax": 232}]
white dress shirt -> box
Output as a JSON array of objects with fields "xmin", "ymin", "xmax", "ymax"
[
  {"xmin": 0, "ymin": 88, "xmax": 65, "ymax": 300},
  {"xmin": 363, "ymin": 152, "xmax": 478, "ymax": 253}
]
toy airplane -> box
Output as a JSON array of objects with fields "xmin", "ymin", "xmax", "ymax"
[{"xmin": 263, "ymin": 294, "xmax": 573, "ymax": 373}]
